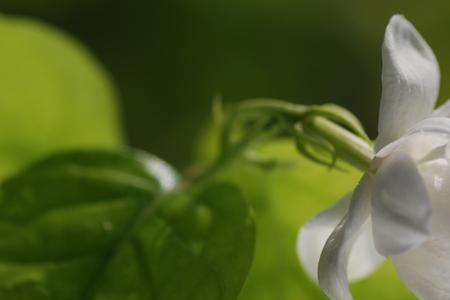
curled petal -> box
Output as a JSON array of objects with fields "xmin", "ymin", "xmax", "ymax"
[
  {"xmin": 408, "ymin": 117, "xmax": 450, "ymax": 136},
  {"xmin": 297, "ymin": 194, "xmax": 383, "ymax": 282},
  {"xmin": 374, "ymin": 117, "xmax": 450, "ymax": 166},
  {"xmin": 372, "ymin": 151, "xmax": 431, "ymax": 256},
  {"xmin": 375, "ymin": 15, "xmax": 440, "ymax": 151},
  {"xmin": 318, "ymin": 174, "xmax": 373, "ymax": 300}
]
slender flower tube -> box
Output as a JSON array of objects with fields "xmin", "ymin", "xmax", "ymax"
[{"xmin": 297, "ymin": 15, "xmax": 450, "ymax": 300}]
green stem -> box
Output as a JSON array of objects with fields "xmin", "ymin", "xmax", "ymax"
[
  {"xmin": 233, "ymin": 98, "xmax": 308, "ymax": 116},
  {"xmin": 193, "ymin": 128, "xmax": 267, "ymax": 184},
  {"xmin": 194, "ymin": 99, "xmax": 372, "ymax": 183},
  {"xmin": 305, "ymin": 116, "xmax": 373, "ymax": 171},
  {"xmin": 220, "ymin": 99, "xmax": 307, "ymax": 153}
]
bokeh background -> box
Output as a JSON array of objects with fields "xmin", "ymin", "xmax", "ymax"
[
  {"xmin": 0, "ymin": 1, "xmax": 447, "ymax": 300},
  {"xmin": 2, "ymin": 0, "xmax": 449, "ymax": 169}
]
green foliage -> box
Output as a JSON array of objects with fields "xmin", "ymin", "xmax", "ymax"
[
  {"xmin": 153, "ymin": 183, "xmax": 255, "ymax": 300},
  {"xmin": 0, "ymin": 16, "xmax": 122, "ymax": 179},
  {"xmin": 195, "ymin": 126, "xmax": 416, "ymax": 300},
  {"xmin": 0, "ymin": 150, "xmax": 255, "ymax": 300}
]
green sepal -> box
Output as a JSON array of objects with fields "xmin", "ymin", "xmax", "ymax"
[{"xmin": 308, "ymin": 103, "xmax": 371, "ymax": 142}]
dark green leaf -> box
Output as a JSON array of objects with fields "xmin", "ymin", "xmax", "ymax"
[{"xmin": 0, "ymin": 150, "xmax": 254, "ymax": 300}]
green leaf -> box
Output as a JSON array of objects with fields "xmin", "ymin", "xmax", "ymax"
[
  {"xmin": 194, "ymin": 126, "xmax": 416, "ymax": 300},
  {"xmin": 0, "ymin": 150, "xmax": 254, "ymax": 300},
  {"xmin": 0, "ymin": 16, "xmax": 122, "ymax": 179}
]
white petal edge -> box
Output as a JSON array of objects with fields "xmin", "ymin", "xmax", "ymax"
[
  {"xmin": 318, "ymin": 174, "xmax": 373, "ymax": 300},
  {"xmin": 375, "ymin": 15, "xmax": 440, "ymax": 151},
  {"xmin": 297, "ymin": 194, "xmax": 383, "ymax": 282},
  {"xmin": 372, "ymin": 150, "xmax": 431, "ymax": 256},
  {"xmin": 432, "ymin": 100, "xmax": 450, "ymax": 118}
]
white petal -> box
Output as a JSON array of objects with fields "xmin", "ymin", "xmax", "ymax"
[
  {"xmin": 375, "ymin": 15, "xmax": 440, "ymax": 151},
  {"xmin": 297, "ymin": 194, "xmax": 383, "ymax": 282},
  {"xmin": 298, "ymin": 194, "xmax": 351, "ymax": 282},
  {"xmin": 318, "ymin": 174, "xmax": 373, "ymax": 300},
  {"xmin": 375, "ymin": 132, "xmax": 448, "ymax": 166},
  {"xmin": 348, "ymin": 220, "xmax": 384, "ymax": 280},
  {"xmin": 393, "ymin": 158, "xmax": 450, "ymax": 300},
  {"xmin": 373, "ymin": 117, "xmax": 450, "ymax": 166},
  {"xmin": 408, "ymin": 117, "xmax": 450, "ymax": 136},
  {"xmin": 432, "ymin": 100, "xmax": 450, "ymax": 118},
  {"xmin": 394, "ymin": 242, "xmax": 450, "ymax": 300},
  {"xmin": 372, "ymin": 150, "xmax": 431, "ymax": 256}
]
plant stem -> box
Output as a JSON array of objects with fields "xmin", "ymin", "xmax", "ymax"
[
  {"xmin": 192, "ymin": 100, "xmax": 373, "ymax": 184},
  {"xmin": 192, "ymin": 129, "xmax": 265, "ymax": 184},
  {"xmin": 305, "ymin": 116, "xmax": 373, "ymax": 171}
]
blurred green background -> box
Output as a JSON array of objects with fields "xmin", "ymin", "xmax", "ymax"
[
  {"xmin": 0, "ymin": 1, "xmax": 446, "ymax": 299},
  {"xmin": 2, "ymin": 0, "xmax": 449, "ymax": 169}
]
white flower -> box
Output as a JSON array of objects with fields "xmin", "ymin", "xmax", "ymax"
[{"xmin": 297, "ymin": 15, "xmax": 450, "ymax": 300}]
